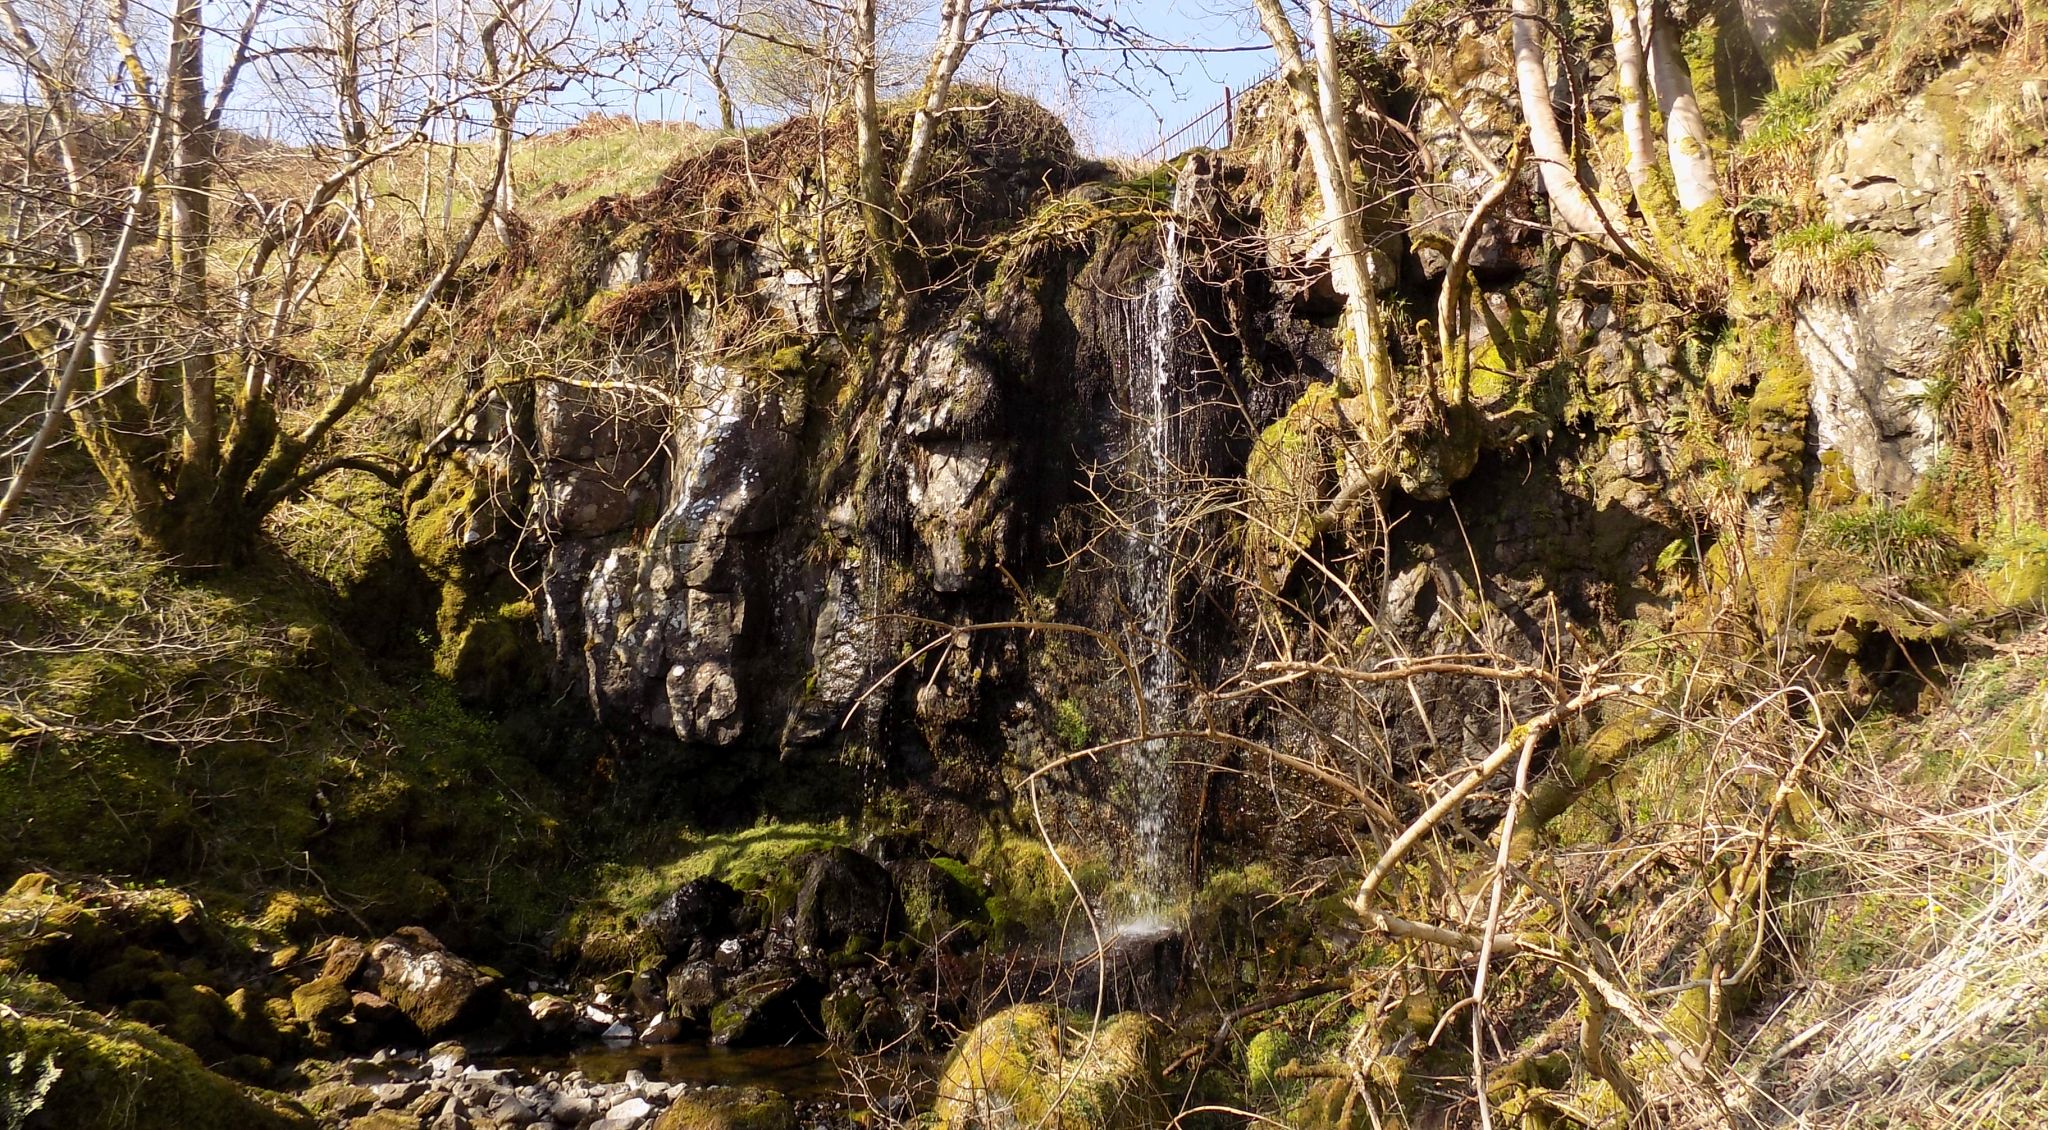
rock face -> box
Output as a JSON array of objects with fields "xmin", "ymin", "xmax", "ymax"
[
  {"xmin": 1059, "ymin": 925, "xmax": 1185, "ymax": 1015},
  {"xmin": 930, "ymin": 1005, "xmax": 1164, "ymax": 1130},
  {"xmin": 1797, "ymin": 95, "xmax": 1959, "ymax": 500}
]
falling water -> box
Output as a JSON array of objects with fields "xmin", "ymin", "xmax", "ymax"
[{"xmin": 1113, "ymin": 189, "xmax": 1189, "ymax": 928}]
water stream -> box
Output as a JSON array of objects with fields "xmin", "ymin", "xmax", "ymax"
[{"xmin": 1111, "ymin": 190, "xmax": 1190, "ymax": 931}]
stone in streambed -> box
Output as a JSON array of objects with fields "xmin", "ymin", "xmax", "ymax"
[
  {"xmin": 653, "ymin": 1086, "xmax": 796, "ymax": 1130},
  {"xmin": 642, "ymin": 877, "xmax": 743, "ymax": 960},
  {"xmin": 709, "ymin": 967, "xmax": 823, "ymax": 1046}
]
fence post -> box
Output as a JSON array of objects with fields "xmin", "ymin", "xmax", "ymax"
[{"xmin": 1224, "ymin": 87, "xmax": 1233, "ymax": 148}]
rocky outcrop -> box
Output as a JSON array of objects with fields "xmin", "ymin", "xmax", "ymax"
[{"xmin": 1796, "ymin": 98, "xmax": 1957, "ymax": 499}]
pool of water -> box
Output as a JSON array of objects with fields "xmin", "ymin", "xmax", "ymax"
[{"xmin": 487, "ymin": 1041, "xmax": 851, "ymax": 1101}]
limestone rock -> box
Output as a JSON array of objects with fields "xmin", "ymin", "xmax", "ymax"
[{"xmin": 364, "ymin": 928, "xmax": 502, "ymax": 1039}]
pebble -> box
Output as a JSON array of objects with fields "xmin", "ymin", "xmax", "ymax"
[{"xmin": 324, "ymin": 1049, "xmax": 817, "ymax": 1130}]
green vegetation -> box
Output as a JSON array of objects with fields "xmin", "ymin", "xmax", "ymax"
[
  {"xmin": 1813, "ymin": 504, "xmax": 1968, "ymax": 576},
  {"xmin": 1767, "ymin": 220, "xmax": 1888, "ymax": 299}
]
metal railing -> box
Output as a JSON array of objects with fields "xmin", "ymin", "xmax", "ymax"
[{"xmin": 1138, "ymin": 66, "xmax": 1279, "ymax": 165}]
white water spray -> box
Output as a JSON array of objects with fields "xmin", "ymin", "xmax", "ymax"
[{"xmin": 1113, "ymin": 183, "xmax": 1191, "ymax": 929}]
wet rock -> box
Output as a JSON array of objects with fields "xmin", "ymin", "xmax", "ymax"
[
  {"xmin": 640, "ymin": 1010, "xmax": 684, "ymax": 1043},
  {"xmin": 792, "ymin": 848, "xmax": 899, "ymax": 954},
  {"xmin": 709, "ymin": 966, "xmax": 824, "ymax": 1046},
  {"xmin": 365, "ymin": 928, "xmax": 504, "ymax": 1039},
  {"xmin": 1059, "ymin": 925, "xmax": 1185, "ymax": 1015},
  {"xmin": 527, "ymin": 995, "xmax": 578, "ymax": 1043},
  {"xmin": 886, "ymin": 857, "xmax": 988, "ymax": 943},
  {"xmin": 818, "ymin": 976, "xmax": 911, "ymax": 1051},
  {"xmin": 665, "ymin": 961, "xmax": 722, "ymax": 1020},
  {"xmin": 643, "ymin": 878, "xmax": 743, "ymax": 960},
  {"xmin": 654, "ymin": 1086, "xmax": 797, "ymax": 1130}
]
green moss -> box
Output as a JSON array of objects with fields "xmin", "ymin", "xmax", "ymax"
[
  {"xmin": 1740, "ymin": 328, "xmax": 1813, "ymax": 498},
  {"xmin": 1051, "ymin": 698, "xmax": 1091, "ymax": 749},
  {"xmin": 1243, "ymin": 383, "xmax": 1345, "ymax": 586},
  {"xmin": 1244, "ymin": 1026, "xmax": 1294, "ymax": 1096},
  {"xmin": 289, "ymin": 978, "xmax": 351, "ymax": 1026},
  {"xmin": 1977, "ymin": 527, "xmax": 2048, "ymax": 609},
  {"xmin": 654, "ymin": 1086, "xmax": 797, "ymax": 1130},
  {"xmin": 970, "ymin": 832, "xmax": 1097, "ymax": 943},
  {"xmin": 0, "ymin": 988, "xmax": 310, "ymax": 1130},
  {"xmin": 930, "ymin": 1005, "xmax": 1164, "ymax": 1130}
]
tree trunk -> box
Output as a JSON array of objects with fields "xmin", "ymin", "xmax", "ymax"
[
  {"xmin": 1511, "ymin": 0, "xmax": 1622, "ymax": 241},
  {"xmin": 1644, "ymin": 0, "xmax": 1723, "ymax": 212},
  {"xmin": 167, "ymin": 0, "xmax": 219, "ymax": 485},
  {"xmin": 1251, "ymin": 0, "xmax": 1395, "ymax": 447},
  {"xmin": 849, "ymin": 0, "xmax": 902, "ymax": 297}
]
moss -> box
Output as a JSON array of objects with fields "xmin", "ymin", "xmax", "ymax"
[
  {"xmin": 567, "ymin": 822, "xmax": 849, "ymax": 965},
  {"xmin": 1976, "ymin": 527, "xmax": 2048, "ymax": 609},
  {"xmin": 1510, "ymin": 709, "xmax": 1678, "ymax": 859},
  {"xmin": 1244, "ymin": 1026, "xmax": 1294, "ymax": 1096},
  {"xmin": 1740, "ymin": 328, "xmax": 1813, "ymax": 498},
  {"xmin": 930, "ymin": 1005, "xmax": 1164, "ymax": 1130},
  {"xmin": 289, "ymin": 977, "xmax": 352, "ymax": 1026},
  {"xmin": 1243, "ymin": 383, "xmax": 1345, "ymax": 588},
  {"xmin": 654, "ymin": 1086, "xmax": 797, "ymax": 1130},
  {"xmin": 440, "ymin": 600, "xmax": 544, "ymax": 705},
  {"xmin": 971, "ymin": 832, "xmax": 1096, "ymax": 944},
  {"xmin": 0, "ymin": 994, "xmax": 311, "ymax": 1129}
]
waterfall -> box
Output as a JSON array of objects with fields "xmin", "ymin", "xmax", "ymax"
[{"xmin": 1113, "ymin": 189, "xmax": 1190, "ymax": 929}]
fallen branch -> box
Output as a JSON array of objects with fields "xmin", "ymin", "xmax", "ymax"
[{"xmin": 1351, "ymin": 677, "xmax": 1653, "ymax": 913}]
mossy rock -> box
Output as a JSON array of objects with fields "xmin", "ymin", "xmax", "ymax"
[
  {"xmin": 653, "ymin": 1086, "xmax": 797, "ymax": 1130},
  {"xmin": 0, "ymin": 1006, "xmax": 311, "ymax": 1129},
  {"xmin": 930, "ymin": 1004, "xmax": 1165, "ymax": 1130},
  {"xmin": 1244, "ymin": 1026, "xmax": 1294, "ymax": 1096},
  {"xmin": 290, "ymin": 977, "xmax": 352, "ymax": 1026},
  {"xmin": 1285, "ymin": 1076, "xmax": 1366, "ymax": 1130}
]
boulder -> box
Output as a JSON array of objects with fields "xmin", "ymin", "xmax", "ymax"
[
  {"xmin": 886, "ymin": 857, "xmax": 988, "ymax": 943},
  {"xmin": 1060, "ymin": 924, "xmax": 1185, "ymax": 1015},
  {"xmin": 665, "ymin": 961, "xmax": 722, "ymax": 1020},
  {"xmin": 292, "ymin": 976, "xmax": 353, "ymax": 1026},
  {"xmin": 643, "ymin": 878, "xmax": 743, "ymax": 960},
  {"xmin": 708, "ymin": 967, "xmax": 823, "ymax": 1047},
  {"xmin": 930, "ymin": 1004, "xmax": 1165, "ymax": 1130},
  {"xmin": 653, "ymin": 1086, "xmax": 797, "ymax": 1130},
  {"xmin": 0, "ymin": 1006, "xmax": 313, "ymax": 1130},
  {"xmin": 791, "ymin": 848, "xmax": 899, "ymax": 953},
  {"xmin": 363, "ymin": 928, "xmax": 503, "ymax": 1039}
]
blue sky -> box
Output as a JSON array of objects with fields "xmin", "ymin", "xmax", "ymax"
[{"xmin": 594, "ymin": 0, "xmax": 1283, "ymax": 156}]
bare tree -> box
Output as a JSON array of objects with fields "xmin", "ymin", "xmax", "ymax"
[{"xmin": 0, "ymin": 0, "xmax": 594, "ymax": 564}]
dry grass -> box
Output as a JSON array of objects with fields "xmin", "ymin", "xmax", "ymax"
[{"xmin": 1767, "ymin": 220, "xmax": 1890, "ymax": 299}]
